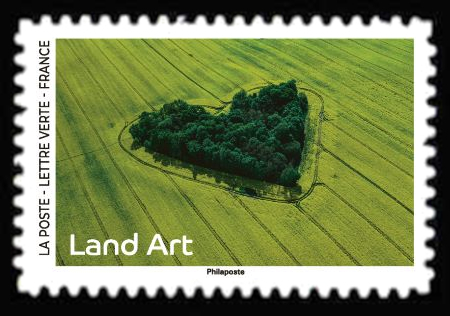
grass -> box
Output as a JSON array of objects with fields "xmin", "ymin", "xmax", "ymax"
[{"xmin": 56, "ymin": 38, "xmax": 414, "ymax": 266}]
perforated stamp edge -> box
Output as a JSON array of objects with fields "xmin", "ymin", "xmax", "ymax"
[{"xmin": 13, "ymin": 15, "xmax": 436, "ymax": 298}]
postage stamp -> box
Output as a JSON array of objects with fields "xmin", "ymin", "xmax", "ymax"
[{"xmin": 14, "ymin": 16, "xmax": 435, "ymax": 297}]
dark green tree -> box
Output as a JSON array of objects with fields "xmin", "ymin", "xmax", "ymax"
[
  {"xmin": 279, "ymin": 165, "xmax": 300, "ymax": 186},
  {"xmin": 129, "ymin": 80, "xmax": 308, "ymax": 187}
]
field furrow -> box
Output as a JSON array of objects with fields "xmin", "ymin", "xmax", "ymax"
[
  {"xmin": 291, "ymin": 40, "xmax": 413, "ymax": 103},
  {"xmin": 141, "ymin": 40, "xmax": 229, "ymax": 105},
  {"xmin": 56, "ymin": 39, "xmax": 414, "ymax": 266},
  {"xmin": 164, "ymin": 173, "xmax": 242, "ymax": 265},
  {"xmin": 240, "ymin": 197, "xmax": 356, "ymax": 265},
  {"xmin": 56, "ymin": 133, "xmax": 121, "ymax": 266},
  {"xmin": 300, "ymin": 186, "xmax": 412, "ymax": 265},
  {"xmin": 309, "ymin": 40, "xmax": 413, "ymax": 98},
  {"xmin": 110, "ymin": 146, "xmax": 238, "ymax": 265},
  {"xmin": 316, "ymin": 152, "xmax": 414, "ymax": 257},
  {"xmin": 379, "ymin": 39, "xmax": 413, "ymax": 54},
  {"xmin": 206, "ymin": 40, "xmax": 414, "ymax": 150},
  {"xmin": 321, "ymin": 39, "xmax": 413, "ymax": 84},
  {"xmin": 294, "ymin": 204, "xmax": 361, "ymax": 265},
  {"xmin": 323, "ymin": 184, "xmax": 413, "ymax": 263},
  {"xmin": 58, "ymin": 68, "xmax": 180, "ymax": 265},
  {"xmin": 169, "ymin": 40, "xmax": 244, "ymax": 89},
  {"xmin": 257, "ymin": 40, "xmax": 413, "ymax": 127},
  {"xmin": 173, "ymin": 177, "xmax": 300, "ymax": 265},
  {"xmin": 321, "ymin": 124, "xmax": 413, "ymax": 210},
  {"xmin": 326, "ymin": 120, "xmax": 412, "ymax": 178},
  {"xmin": 321, "ymin": 147, "xmax": 413, "ymax": 215},
  {"xmin": 349, "ymin": 39, "xmax": 413, "ymax": 68},
  {"xmin": 231, "ymin": 194, "xmax": 302, "ymax": 265}
]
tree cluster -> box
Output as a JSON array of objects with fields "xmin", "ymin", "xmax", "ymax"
[{"xmin": 130, "ymin": 80, "xmax": 308, "ymax": 187}]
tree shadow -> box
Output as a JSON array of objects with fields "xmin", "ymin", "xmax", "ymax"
[{"xmin": 131, "ymin": 144, "xmax": 301, "ymax": 200}]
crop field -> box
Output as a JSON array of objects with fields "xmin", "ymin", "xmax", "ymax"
[{"xmin": 56, "ymin": 39, "xmax": 413, "ymax": 266}]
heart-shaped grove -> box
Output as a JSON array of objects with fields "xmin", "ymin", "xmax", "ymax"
[{"xmin": 129, "ymin": 80, "xmax": 308, "ymax": 187}]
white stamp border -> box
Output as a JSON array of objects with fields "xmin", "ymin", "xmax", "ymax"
[{"xmin": 13, "ymin": 15, "xmax": 436, "ymax": 298}]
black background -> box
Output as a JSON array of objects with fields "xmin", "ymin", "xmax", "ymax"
[{"xmin": 1, "ymin": 0, "xmax": 448, "ymax": 310}]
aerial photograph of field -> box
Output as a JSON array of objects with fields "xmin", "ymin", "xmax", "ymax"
[{"xmin": 56, "ymin": 39, "xmax": 413, "ymax": 266}]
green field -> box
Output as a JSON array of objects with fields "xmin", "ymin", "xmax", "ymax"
[{"xmin": 56, "ymin": 39, "xmax": 413, "ymax": 266}]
